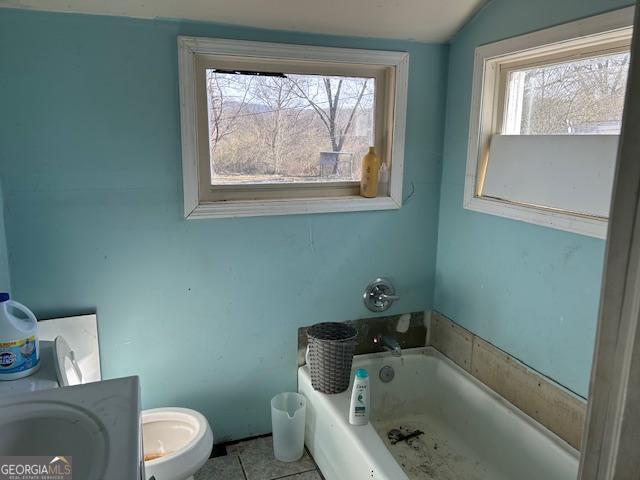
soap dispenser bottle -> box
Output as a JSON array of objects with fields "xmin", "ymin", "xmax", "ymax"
[{"xmin": 349, "ymin": 368, "xmax": 370, "ymax": 425}]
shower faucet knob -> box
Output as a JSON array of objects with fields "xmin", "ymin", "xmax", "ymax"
[{"xmin": 363, "ymin": 277, "xmax": 399, "ymax": 312}]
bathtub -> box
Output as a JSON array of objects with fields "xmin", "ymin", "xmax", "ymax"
[{"xmin": 298, "ymin": 347, "xmax": 579, "ymax": 480}]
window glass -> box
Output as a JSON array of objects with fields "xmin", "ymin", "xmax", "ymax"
[
  {"xmin": 503, "ymin": 51, "xmax": 629, "ymax": 135},
  {"xmin": 205, "ymin": 70, "xmax": 375, "ymax": 185}
]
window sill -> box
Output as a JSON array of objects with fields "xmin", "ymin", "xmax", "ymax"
[
  {"xmin": 186, "ymin": 195, "xmax": 401, "ymax": 219},
  {"xmin": 464, "ymin": 195, "xmax": 607, "ymax": 239}
]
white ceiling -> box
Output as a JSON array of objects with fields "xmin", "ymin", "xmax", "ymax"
[{"xmin": 0, "ymin": 0, "xmax": 486, "ymax": 42}]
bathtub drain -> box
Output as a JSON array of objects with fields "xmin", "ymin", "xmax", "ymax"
[{"xmin": 379, "ymin": 365, "xmax": 395, "ymax": 383}]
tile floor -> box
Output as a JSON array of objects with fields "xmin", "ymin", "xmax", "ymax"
[{"xmin": 194, "ymin": 436, "xmax": 324, "ymax": 480}]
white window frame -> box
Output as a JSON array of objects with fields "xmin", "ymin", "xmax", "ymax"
[
  {"xmin": 178, "ymin": 36, "xmax": 409, "ymax": 219},
  {"xmin": 465, "ymin": 7, "xmax": 634, "ymax": 239}
]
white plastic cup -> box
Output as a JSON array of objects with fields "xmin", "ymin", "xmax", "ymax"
[{"xmin": 271, "ymin": 392, "xmax": 306, "ymax": 462}]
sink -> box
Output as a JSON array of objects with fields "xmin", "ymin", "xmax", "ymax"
[
  {"xmin": 0, "ymin": 376, "xmax": 141, "ymax": 479},
  {"xmin": 0, "ymin": 401, "xmax": 109, "ymax": 477}
]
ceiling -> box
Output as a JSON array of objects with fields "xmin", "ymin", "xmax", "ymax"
[{"xmin": 0, "ymin": 0, "xmax": 486, "ymax": 42}]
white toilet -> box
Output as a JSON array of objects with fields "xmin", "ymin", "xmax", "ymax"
[
  {"xmin": 142, "ymin": 407, "xmax": 213, "ymax": 480},
  {"xmin": 32, "ymin": 335, "xmax": 214, "ymax": 480},
  {"xmin": 0, "ymin": 317, "xmax": 214, "ymax": 480}
]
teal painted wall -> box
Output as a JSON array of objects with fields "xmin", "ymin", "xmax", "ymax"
[
  {"xmin": 0, "ymin": 9, "xmax": 448, "ymax": 440},
  {"xmin": 434, "ymin": 0, "xmax": 634, "ymax": 398},
  {"xmin": 0, "ymin": 182, "xmax": 10, "ymax": 293}
]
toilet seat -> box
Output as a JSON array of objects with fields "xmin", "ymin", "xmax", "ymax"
[
  {"xmin": 53, "ymin": 336, "xmax": 83, "ymax": 386},
  {"xmin": 142, "ymin": 407, "xmax": 213, "ymax": 480}
]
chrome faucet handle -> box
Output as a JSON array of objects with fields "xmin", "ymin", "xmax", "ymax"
[
  {"xmin": 378, "ymin": 293, "xmax": 400, "ymax": 301},
  {"xmin": 364, "ymin": 277, "xmax": 399, "ymax": 312}
]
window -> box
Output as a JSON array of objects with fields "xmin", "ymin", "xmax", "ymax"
[
  {"xmin": 206, "ymin": 72, "xmax": 374, "ymax": 187},
  {"xmin": 178, "ymin": 37, "xmax": 409, "ymax": 219},
  {"xmin": 465, "ymin": 7, "xmax": 634, "ymax": 238},
  {"xmin": 502, "ymin": 51, "xmax": 628, "ymax": 136}
]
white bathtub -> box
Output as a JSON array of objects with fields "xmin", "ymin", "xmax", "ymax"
[{"xmin": 298, "ymin": 347, "xmax": 579, "ymax": 480}]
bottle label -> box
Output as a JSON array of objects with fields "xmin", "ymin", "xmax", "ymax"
[
  {"xmin": 354, "ymin": 385, "xmax": 367, "ymax": 417},
  {"xmin": 0, "ymin": 336, "xmax": 39, "ymax": 374}
]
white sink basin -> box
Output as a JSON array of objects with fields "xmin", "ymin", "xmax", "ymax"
[
  {"xmin": 0, "ymin": 376, "xmax": 141, "ymax": 479},
  {"xmin": 0, "ymin": 401, "xmax": 108, "ymax": 477}
]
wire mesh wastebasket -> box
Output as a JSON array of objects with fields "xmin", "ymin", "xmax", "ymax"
[{"xmin": 306, "ymin": 322, "xmax": 358, "ymax": 394}]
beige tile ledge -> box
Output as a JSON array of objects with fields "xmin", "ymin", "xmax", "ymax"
[
  {"xmin": 428, "ymin": 311, "xmax": 473, "ymax": 372},
  {"xmin": 429, "ymin": 311, "xmax": 587, "ymax": 451}
]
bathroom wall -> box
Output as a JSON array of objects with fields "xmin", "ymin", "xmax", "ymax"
[
  {"xmin": 0, "ymin": 182, "xmax": 11, "ymax": 293},
  {"xmin": 0, "ymin": 9, "xmax": 448, "ymax": 440},
  {"xmin": 434, "ymin": 0, "xmax": 634, "ymax": 398}
]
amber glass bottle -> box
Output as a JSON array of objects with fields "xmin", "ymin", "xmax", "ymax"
[{"xmin": 360, "ymin": 147, "xmax": 380, "ymax": 198}]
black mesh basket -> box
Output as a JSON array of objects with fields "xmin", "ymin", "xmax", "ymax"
[{"xmin": 307, "ymin": 322, "xmax": 358, "ymax": 394}]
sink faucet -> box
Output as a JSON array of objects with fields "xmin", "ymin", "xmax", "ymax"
[{"xmin": 374, "ymin": 334, "xmax": 402, "ymax": 357}]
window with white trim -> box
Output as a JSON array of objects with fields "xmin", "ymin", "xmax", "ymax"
[
  {"xmin": 178, "ymin": 37, "xmax": 409, "ymax": 219},
  {"xmin": 465, "ymin": 7, "xmax": 634, "ymax": 238}
]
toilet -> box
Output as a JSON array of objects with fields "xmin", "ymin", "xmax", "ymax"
[
  {"xmin": 0, "ymin": 317, "xmax": 214, "ymax": 480},
  {"xmin": 32, "ymin": 335, "xmax": 214, "ymax": 480},
  {"xmin": 142, "ymin": 407, "xmax": 213, "ymax": 480}
]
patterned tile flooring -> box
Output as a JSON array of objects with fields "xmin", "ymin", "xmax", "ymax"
[{"xmin": 194, "ymin": 436, "xmax": 324, "ymax": 480}]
